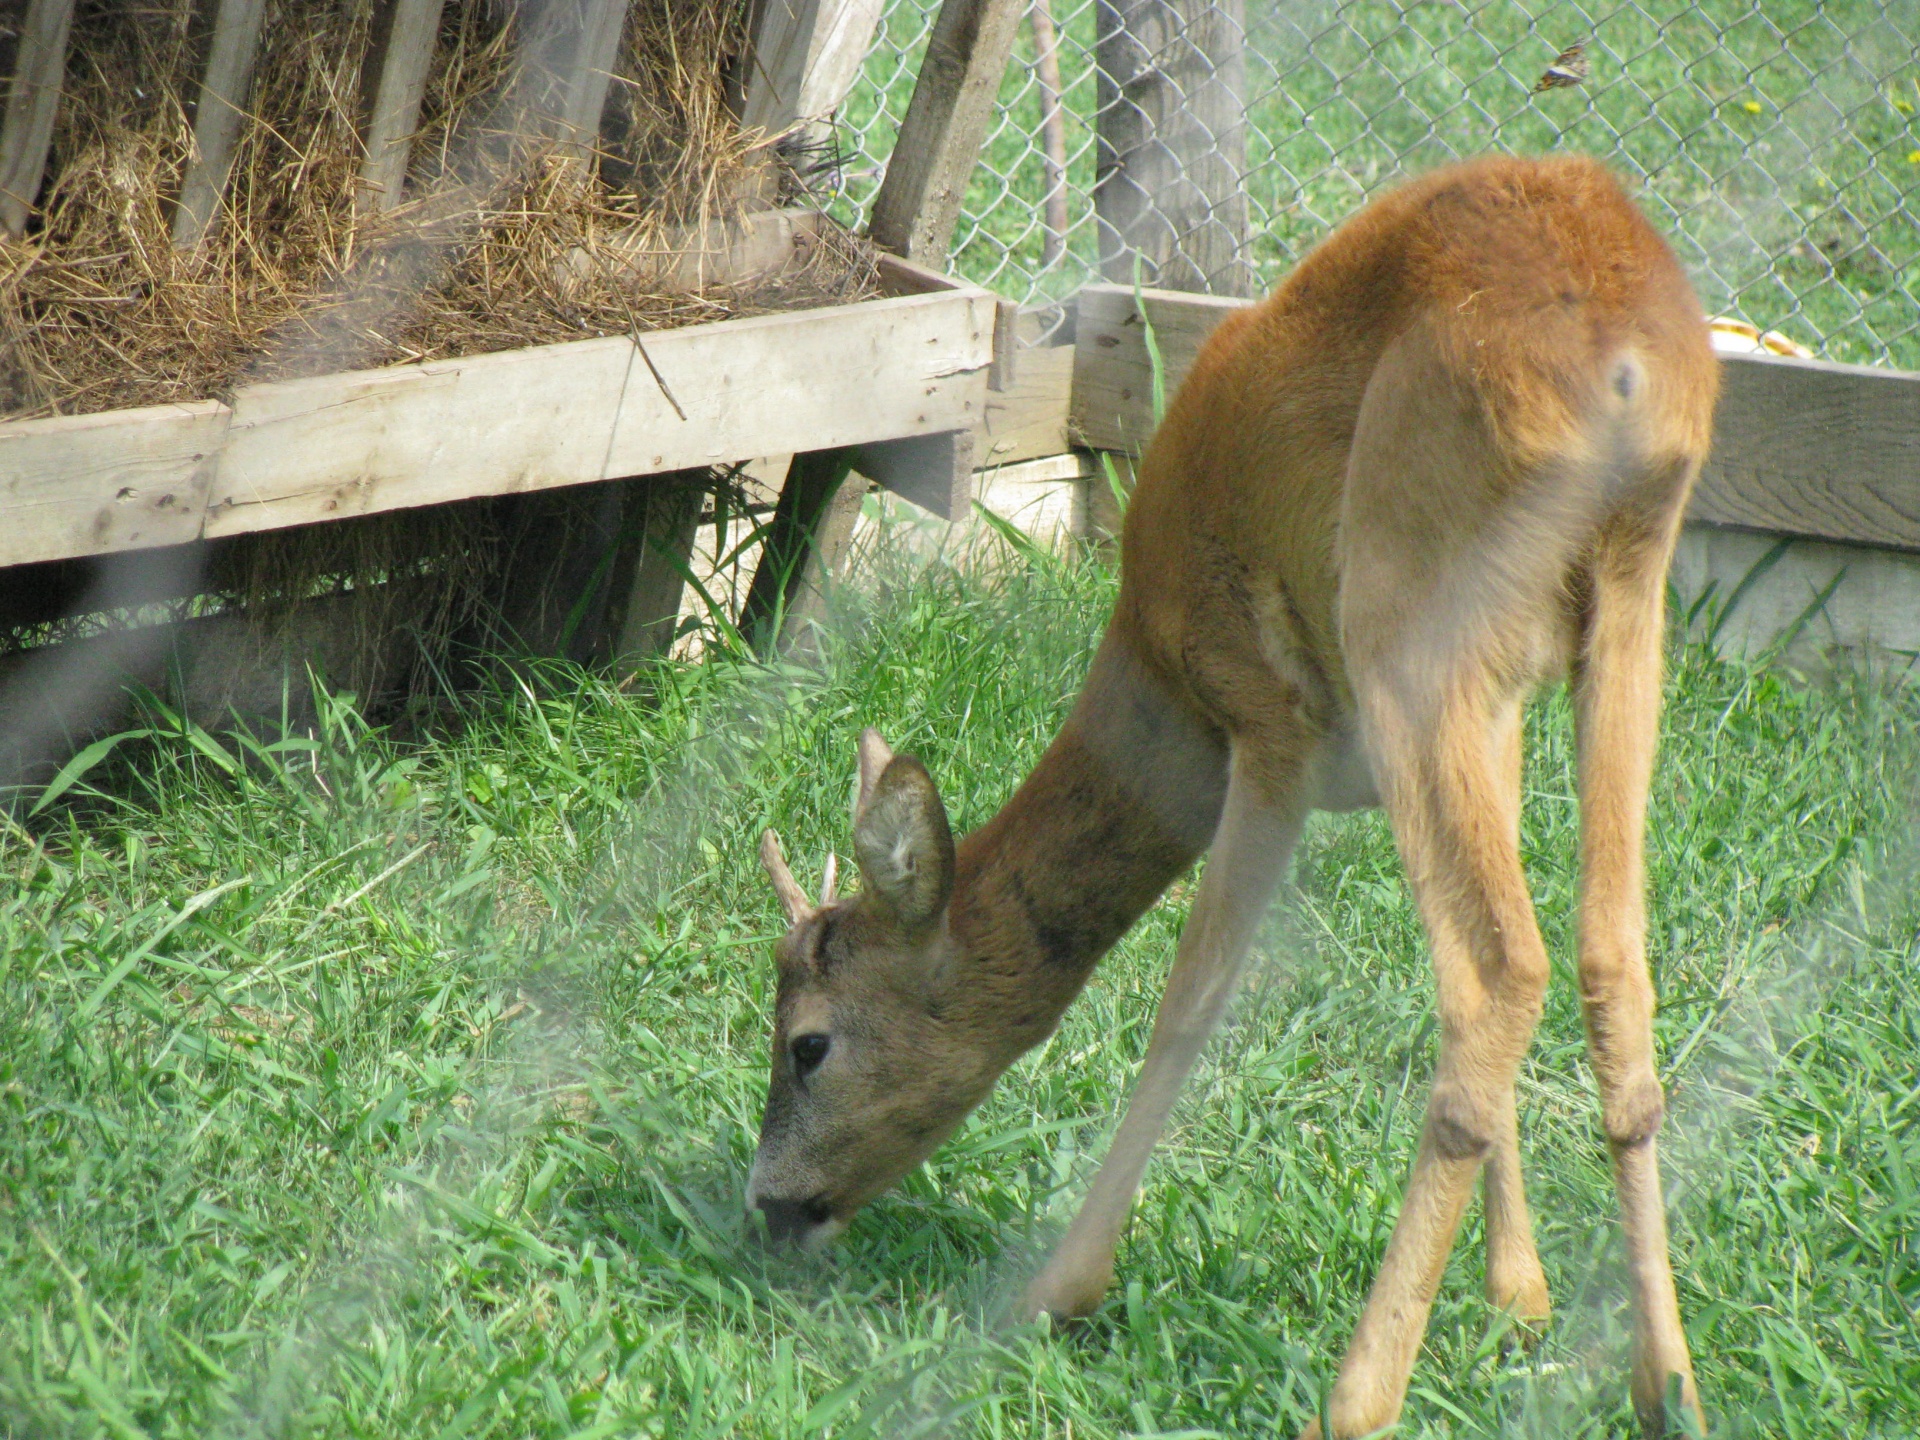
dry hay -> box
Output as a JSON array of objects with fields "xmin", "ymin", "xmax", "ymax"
[{"xmin": 0, "ymin": 0, "xmax": 881, "ymax": 420}]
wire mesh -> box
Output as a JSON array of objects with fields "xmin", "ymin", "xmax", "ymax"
[{"xmin": 814, "ymin": 0, "xmax": 1920, "ymax": 367}]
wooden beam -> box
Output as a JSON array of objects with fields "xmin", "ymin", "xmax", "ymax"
[
  {"xmin": 781, "ymin": 473, "xmax": 871, "ymax": 659},
  {"xmin": 977, "ymin": 333, "xmax": 1074, "ymax": 466},
  {"xmin": 555, "ymin": 0, "xmax": 628, "ymax": 155},
  {"xmin": 1093, "ymin": 0, "xmax": 1251, "ymax": 295},
  {"xmin": 739, "ymin": 0, "xmax": 885, "ymax": 137},
  {"xmin": 0, "ymin": 402, "xmax": 229, "ymax": 567},
  {"xmin": 0, "ymin": 270, "xmax": 991, "ymax": 569},
  {"xmin": 194, "ymin": 282, "xmax": 990, "ymax": 542},
  {"xmin": 1692, "ymin": 350, "xmax": 1920, "ymax": 553},
  {"xmin": 1070, "ymin": 281, "xmax": 1244, "ymax": 451},
  {"xmin": 866, "ymin": 0, "xmax": 1025, "ymax": 267},
  {"xmin": 1072, "ymin": 282, "xmax": 1920, "ymax": 554},
  {"xmin": 852, "ymin": 428, "xmax": 974, "ymax": 518},
  {"xmin": 600, "ymin": 285, "xmax": 994, "ymax": 477},
  {"xmin": 610, "ymin": 472, "xmax": 706, "ymax": 668},
  {"xmin": 0, "ymin": 0, "xmax": 74, "ymax": 236},
  {"xmin": 173, "ymin": 0, "xmax": 269, "ymax": 249},
  {"xmin": 738, "ymin": 447, "xmax": 857, "ymax": 649},
  {"xmin": 355, "ymin": 0, "xmax": 446, "ymax": 215}
]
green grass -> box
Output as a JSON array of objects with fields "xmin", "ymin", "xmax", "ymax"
[
  {"xmin": 3, "ymin": 532, "xmax": 1919, "ymax": 1438},
  {"xmin": 830, "ymin": 0, "xmax": 1920, "ymax": 367}
]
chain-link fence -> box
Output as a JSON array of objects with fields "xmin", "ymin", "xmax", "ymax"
[{"xmin": 815, "ymin": 0, "xmax": 1919, "ymax": 368}]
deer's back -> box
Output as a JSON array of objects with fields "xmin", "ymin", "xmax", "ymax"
[{"xmin": 1116, "ymin": 154, "xmax": 1716, "ymax": 730}]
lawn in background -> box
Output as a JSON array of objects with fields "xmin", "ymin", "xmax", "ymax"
[
  {"xmin": 831, "ymin": 0, "xmax": 1920, "ymax": 368},
  {"xmin": 3, "ymin": 530, "xmax": 1918, "ymax": 1437}
]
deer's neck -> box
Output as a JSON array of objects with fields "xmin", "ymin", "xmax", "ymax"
[{"xmin": 948, "ymin": 631, "xmax": 1227, "ymax": 1053}]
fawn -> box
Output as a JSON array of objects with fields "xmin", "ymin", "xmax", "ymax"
[{"xmin": 749, "ymin": 154, "xmax": 1718, "ymax": 1437}]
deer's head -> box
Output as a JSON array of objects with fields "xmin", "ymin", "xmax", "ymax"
[{"xmin": 746, "ymin": 729, "xmax": 1000, "ymax": 1247}]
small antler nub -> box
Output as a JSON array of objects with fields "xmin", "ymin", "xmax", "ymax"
[
  {"xmin": 759, "ymin": 829, "xmax": 811, "ymax": 926},
  {"xmin": 819, "ymin": 852, "xmax": 839, "ymax": 906}
]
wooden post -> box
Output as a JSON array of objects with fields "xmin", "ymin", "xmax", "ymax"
[
  {"xmin": 173, "ymin": 0, "xmax": 269, "ymax": 249},
  {"xmin": 1028, "ymin": 0, "xmax": 1069, "ymax": 270},
  {"xmin": 1093, "ymin": 0, "xmax": 1251, "ymax": 295},
  {"xmin": 738, "ymin": 0, "xmax": 885, "ymax": 137},
  {"xmin": 781, "ymin": 474, "xmax": 870, "ymax": 658},
  {"xmin": 867, "ymin": 0, "xmax": 1025, "ymax": 267},
  {"xmin": 554, "ymin": 0, "xmax": 628, "ymax": 156},
  {"xmin": 355, "ymin": 0, "xmax": 446, "ymax": 215},
  {"xmin": 609, "ymin": 472, "xmax": 705, "ymax": 669},
  {"xmin": 0, "ymin": 0, "xmax": 74, "ymax": 236},
  {"xmin": 738, "ymin": 447, "xmax": 857, "ymax": 651}
]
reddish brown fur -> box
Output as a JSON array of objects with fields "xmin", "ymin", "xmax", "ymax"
[{"xmin": 750, "ymin": 155, "xmax": 1718, "ymax": 1437}]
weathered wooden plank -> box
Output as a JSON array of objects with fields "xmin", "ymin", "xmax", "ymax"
[
  {"xmin": 558, "ymin": 207, "xmax": 823, "ymax": 293},
  {"xmin": 739, "ymin": 447, "xmax": 856, "ymax": 648},
  {"xmin": 853, "ymin": 428, "xmax": 974, "ymax": 519},
  {"xmin": 978, "ymin": 338, "xmax": 1073, "ymax": 465},
  {"xmin": 173, "ymin": 0, "xmax": 269, "ymax": 248},
  {"xmin": 0, "ymin": 0, "xmax": 74, "ymax": 236},
  {"xmin": 1070, "ymin": 281, "xmax": 1243, "ymax": 451},
  {"xmin": 204, "ymin": 335, "xmax": 635, "ymax": 537},
  {"xmin": 1073, "ymin": 283, "xmax": 1920, "ymax": 555},
  {"xmin": 611, "ymin": 472, "xmax": 705, "ymax": 667},
  {"xmin": 0, "ymin": 281, "xmax": 993, "ymax": 564},
  {"xmin": 1094, "ymin": 0, "xmax": 1250, "ymax": 295},
  {"xmin": 555, "ymin": 0, "xmax": 628, "ymax": 153},
  {"xmin": 0, "ymin": 402, "xmax": 229, "ymax": 567},
  {"xmin": 1693, "ymin": 350, "xmax": 1920, "ymax": 553},
  {"xmin": 867, "ymin": 0, "xmax": 1025, "ymax": 267},
  {"xmin": 739, "ymin": 0, "xmax": 885, "ymax": 136},
  {"xmin": 355, "ymin": 0, "xmax": 446, "ymax": 214},
  {"xmin": 1673, "ymin": 521, "xmax": 1920, "ymax": 665},
  {"xmin": 603, "ymin": 288, "xmax": 996, "ymax": 475}
]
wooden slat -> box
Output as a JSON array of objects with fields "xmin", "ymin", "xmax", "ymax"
[
  {"xmin": 739, "ymin": 0, "xmax": 885, "ymax": 136},
  {"xmin": 978, "ymin": 338, "xmax": 1073, "ymax": 465},
  {"xmin": 555, "ymin": 0, "xmax": 628, "ymax": 153},
  {"xmin": 1073, "ymin": 282, "xmax": 1920, "ymax": 554},
  {"xmin": 611, "ymin": 472, "xmax": 705, "ymax": 667},
  {"xmin": 603, "ymin": 288, "xmax": 996, "ymax": 475},
  {"xmin": 1070, "ymin": 282, "xmax": 1244, "ymax": 451},
  {"xmin": 0, "ymin": 0, "xmax": 75, "ymax": 236},
  {"xmin": 560, "ymin": 207, "xmax": 823, "ymax": 293},
  {"xmin": 1692, "ymin": 350, "xmax": 1920, "ymax": 552},
  {"xmin": 204, "ymin": 335, "xmax": 635, "ymax": 538},
  {"xmin": 867, "ymin": 0, "xmax": 1025, "ymax": 267},
  {"xmin": 853, "ymin": 428, "xmax": 974, "ymax": 519},
  {"xmin": 173, "ymin": 0, "xmax": 269, "ymax": 248},
  {"xmin": 355, "ymin": 0, "xmax": 446, "ymax": 215},
  {"xmin": 0, "ymin": 402, "xmax": 229, "ymax": 567}
]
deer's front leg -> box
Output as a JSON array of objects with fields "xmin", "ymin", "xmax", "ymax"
[{"xmin": 1021, "ymin": 744, "xmax": 1305, "ymax": 1322}]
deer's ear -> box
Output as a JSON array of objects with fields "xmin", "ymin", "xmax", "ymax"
[
  {"xmin": 853, "ymin": 755, "xmax": 954, "ymax": 930},
  {"xmin": 854, "ymin": 728, "xmax": 893, "ymax": 822}
]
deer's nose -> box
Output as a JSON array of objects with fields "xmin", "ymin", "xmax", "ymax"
[{"xmin": 756, "ymin": 1194, "xmax": 832, "ymax": 1243}]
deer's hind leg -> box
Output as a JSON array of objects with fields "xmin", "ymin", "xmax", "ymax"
[
  {"xmin": 1311, "ymin": 659, "xmax": 1552, "ymax": 1438},
  {"xmin": 1309, "ymin": 323, "xmax": 1580, "ymax": 1438},
  {"xmin": 1572, "ymin": 498, "xmax": 1701, "ymax": 1435}
]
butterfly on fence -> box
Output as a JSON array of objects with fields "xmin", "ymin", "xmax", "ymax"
[{"xmin": 1533, "ymin": 41, "xmax": 1590, "ymax": 92}]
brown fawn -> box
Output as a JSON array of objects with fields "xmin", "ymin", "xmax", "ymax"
[{"xmin": 748, "ymin": 154, "xmax": 1717, "ymax": 1437}]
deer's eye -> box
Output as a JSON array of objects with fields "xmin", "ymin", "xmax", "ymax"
[{"xmin": 790, "ymin": 1033, "xmax": 830, "ymax": 1076}]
